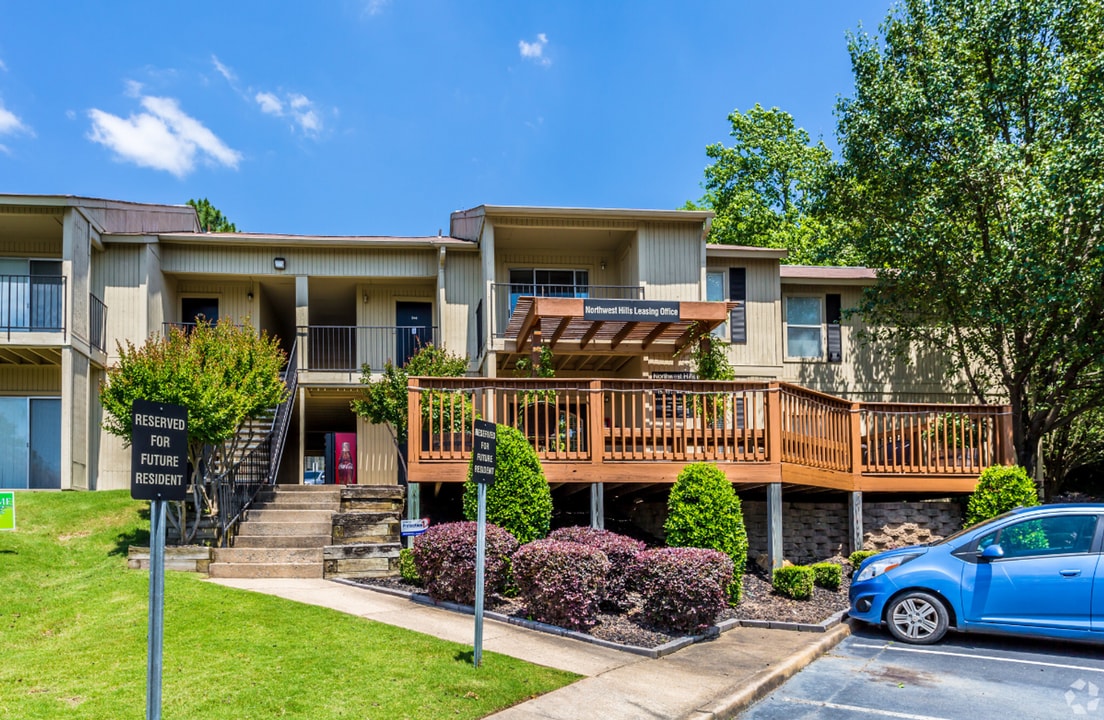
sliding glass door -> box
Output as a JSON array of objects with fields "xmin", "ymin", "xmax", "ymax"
[{"xmin": 0, "ymin": 397, "xmax": 61, "ymax": 489}]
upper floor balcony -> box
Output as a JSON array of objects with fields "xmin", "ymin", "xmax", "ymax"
[
  {"xmin": 0, "ymin": 274, "xmax": 108, "ymax": 362},
  {"xmin": 298, "ymin": 325, "xmax": 439, "ymax": 374}
]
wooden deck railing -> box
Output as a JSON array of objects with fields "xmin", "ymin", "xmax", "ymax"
[{"xmin": 407, "ymin": 378, "xmax": 1015, "ymax": 491}]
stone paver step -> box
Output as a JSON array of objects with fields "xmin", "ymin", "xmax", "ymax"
[
  {"xmin": 214, "ymin": 547, "xmax": 323, "ymax": 564},
  {"xmin": 232, "ymin": 534, "xmax": 333, "ymax": 549},
  {"xmin": 208, "ymin": 562, "xmax": 323, "ymax": 579},
  {"xmin": 245, "ymin": 509, "xmax": 335, "ymax": 523},
  {"xmin": 235, "ymin": 521, "xmax": 333, "ymax": 536}
]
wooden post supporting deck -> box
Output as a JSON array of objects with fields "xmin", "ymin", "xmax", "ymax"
[
  {"xmin": 766, "ymin": 483, "xmax": 783, "ymax": 572},
  {"xmin": 849, "ymin": 491, "xmax": 863, "ymax": 554},
  {"xmin": 590, "ymin": 484, "xmax": 604, "ymax": 529}
]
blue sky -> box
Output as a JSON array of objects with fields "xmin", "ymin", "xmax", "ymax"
[{"xmin": 0, "ymin": 1, "xmax": 891, "ymax": 236}]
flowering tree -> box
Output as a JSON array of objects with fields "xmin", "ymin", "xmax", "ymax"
[{"xmin": 100, "ymin": 320, "xmax": 287, "ymax": 542}]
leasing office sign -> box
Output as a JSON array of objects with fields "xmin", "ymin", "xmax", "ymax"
[{"xmin": 582, "ymin": 299, "xmax": 680, "ymax": 323}]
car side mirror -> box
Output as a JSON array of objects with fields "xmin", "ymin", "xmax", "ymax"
[{"xmin": 979, "ymin": 544, "xmax": 1004, "ymax": 561}]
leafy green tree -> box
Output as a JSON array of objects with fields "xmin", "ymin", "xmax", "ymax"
[
  {"xmin": 836, "ymin": 0, "xmax": 1104, "ymax": 489},
  {"xmin": 351, "ymin": 344, "xmax": 470, "ymax": 478},
  {"xmin": 187, "ymin": 197, "xmax": 238, "ymax": 233},
  {"xmin": 100, "ymin": 320, "xmax": 287, "ymax": 542},
  {"xmin": 691, "ymin": 104, "xmax": 852, "ymax": 264}
]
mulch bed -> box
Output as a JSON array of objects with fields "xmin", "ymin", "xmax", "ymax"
[{"xmin": 352, "ymin": 561, "xmax": 851, "ymax": 649}]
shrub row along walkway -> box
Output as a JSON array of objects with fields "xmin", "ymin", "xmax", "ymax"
[{"xmin": 208, "ymin": 577, "xmax": 849, "ymax": 719}]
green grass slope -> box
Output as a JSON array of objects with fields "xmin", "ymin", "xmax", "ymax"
[{"xmin": 0, "ymin": 491, "xmax": 575, "ymax": 719}]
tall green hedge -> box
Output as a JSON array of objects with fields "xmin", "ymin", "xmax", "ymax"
[
  {"xmin": 664, "ymin": 462, "xmax": 748, "ymax": 602},
  {"xmin": 965, "ymin": 465, "xmax": 1038, "ymax": 527},
  {"xmin": 463, "ymin": 424, "xmax": 552, "ymax": 543}
]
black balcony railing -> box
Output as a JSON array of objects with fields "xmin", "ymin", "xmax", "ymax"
[
  {"xmin": 490, "ymin": 283, "xmax": 644, "ymax": 337},
  {"xmin": 89, "ymin": 293, "xmax": 108, "ymax": 351},
  {"xmin": 299, "ymin": 325, "xmax": 438, "ymax": 372},
  {"xmin": 1, "ymin": 274, "xmax": 66, "ymax": 338}
]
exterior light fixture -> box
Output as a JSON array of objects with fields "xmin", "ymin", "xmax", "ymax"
[
  {"xmin": 273, "ymin": 257, "xmax": 286, "ymax": 271},
  {"xmin": 247, "ymin": 291, "xmax": 254, "ymax": 301}
]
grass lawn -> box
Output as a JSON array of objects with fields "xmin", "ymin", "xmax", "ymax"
[{"xmin": 0, "ymin": 491, "xmax": 577, "ymax": 719}]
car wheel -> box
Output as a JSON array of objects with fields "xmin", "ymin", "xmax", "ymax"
[{"xmin": 886, "ymin": 591, "xmax": 949, "ymax": 644}]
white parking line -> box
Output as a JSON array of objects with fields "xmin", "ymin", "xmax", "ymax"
[
  {"xmin": 783, "ymin": 696, "xmax": 952, "ymax": 719},
  {"xmin": 852, "ymin": 642, "xmax": 1104, "ymax": 674}
]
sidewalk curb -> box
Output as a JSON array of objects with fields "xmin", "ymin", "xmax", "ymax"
[{"xmin": 693, "ymin": 620, "xmax": 852, "ymax": 719}]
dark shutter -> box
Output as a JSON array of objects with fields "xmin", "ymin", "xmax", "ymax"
[
  {"xmin": 826, "ymin": 293, "xmax": 842, "ymax": 363},
  {"xmin": 729, "ymin": 268, "xmax": 747, "ymax": 344}
]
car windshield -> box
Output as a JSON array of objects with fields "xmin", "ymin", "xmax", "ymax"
[{"xmin": 929, "ymin": 509, "xmax": 1020, "ymax": 546}]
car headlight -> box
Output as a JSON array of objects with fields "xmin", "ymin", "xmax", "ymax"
[{"xmin": 855, "ymin": 554, "xmax": 920, "ymax": 582}]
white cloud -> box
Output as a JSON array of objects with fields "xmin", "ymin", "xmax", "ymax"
[
  {"xmin": 255, "ymin": 91, "xmax": 283, "ymax": 115},
  {"xmin": 363, "ymin": 0, "xmax": 390, "ymax": 16},
  {"xmin": 254, "ymin": 89, "xmax": 323, "ymax": 136},
  {"xmin": 0, "ymin": 57, "xmax": 7, "ymax": 72},
  {"xmin": 87, "ymin": 94, "xmax": 241, "ymax": 177},
  {"xmin": 0, "ymin": 103, "xmax": 29, "ymax": 135},
  {"xmin": 211, "ymin": 55, "xmax": 236, "ymax": 84},
  {"xmin": 519, "ymin": 33, "xmax": 551, "ymax": 66}
]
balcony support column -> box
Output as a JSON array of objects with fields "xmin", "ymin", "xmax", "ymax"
[
  {"xmin": 590, "ymin": 483, "xmax": 604, "ymax": 529},
  {"xmin": 849, "ymin": 491, "xmax": 864, "ymax": 555},
  {"xmin": 766, "ymin": 482, "xmax": 783, "ymax": 572}
]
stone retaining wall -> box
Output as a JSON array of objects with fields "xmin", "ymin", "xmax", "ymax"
[
  {"xmin": 628, "ymin": 497, "xmax": 964, "ymax": 565},
  {"xmin": 742, "ymin": 499, "xmax": 964, "ymax": 564}
]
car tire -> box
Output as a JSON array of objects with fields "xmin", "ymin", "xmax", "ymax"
[{"xmin": 886, "ymin": 591, "xmax": 949, "ymax": 644}]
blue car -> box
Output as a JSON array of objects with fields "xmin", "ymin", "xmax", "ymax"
[{"xmin": 849, "ymin": 504, "xmax": 1104, "ymax": 644}]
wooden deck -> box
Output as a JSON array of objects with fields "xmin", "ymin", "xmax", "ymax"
[{"xmin": 406, "ymin": 378, "xmax": 1014, "ymax": 493}]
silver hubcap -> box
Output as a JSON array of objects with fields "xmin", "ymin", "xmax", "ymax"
[{"xmin": 892, "ymin": 598, "xmax": 938, "ymax": 639}]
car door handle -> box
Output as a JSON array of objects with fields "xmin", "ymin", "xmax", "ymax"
[{"xmin": 1059, "ymin": 569, "xmax": 1082, "ymax": 577}]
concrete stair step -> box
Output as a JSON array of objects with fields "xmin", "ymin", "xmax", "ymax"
[
  {"xmin": 208, "ymin": 562, "xmax": 323, "ymax": 579},
  {"xmin": 235, "ymin": 521, "xmax": 333, "ymax": 536},
  {"xmin": 214, "ymin": 547, "xmax": 322, "ymax": 564},
  {"xmin": 245, "ymin": 509, "xmax": 335, "ymax": 523},
  {"xmin": 251, "ymin": 500, "xmax": 340, "ymax": 511},
  {"xmin": 232, "ymin": 534, "xmax": 332, "ymax": 549},
  {"xmin": 267, "ymin": 484, "xmax": 342, "ymax": 493}
]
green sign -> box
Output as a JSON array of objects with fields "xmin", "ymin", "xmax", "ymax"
[{"xmin": 0, "ymin": 492, "xmax": 14, "ymax": 531}]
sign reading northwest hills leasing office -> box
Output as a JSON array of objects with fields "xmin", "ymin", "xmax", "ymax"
[
  {"xmin": 583, "ymin": 298, "xmax": 680, "ymax": 323},
  {"xmin": 131, "ymin": 399, "xmax": 188, "ymax": 502}
]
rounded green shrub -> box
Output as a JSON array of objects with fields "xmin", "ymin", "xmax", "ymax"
[
  {"xmin": 965, "ymin": 465, "xmax": 1038, "ymax": 527},
  {"xmin": 398, "ymin": 547, "xmax": 420, "ymax": 584},
  {"xmin": 463, "ymin": 424, "xmax": 552, "ymax": 543},
  {"xmin": 848, "ymin": 550, "xmax": 876, "ymax": 570},
  {"xmin": 664, "ymin": 462, "xmax": 748, "ymax": 602},
  {"xmin": 772, "ymin": 565, "xmax": 815, "ymax": 600},
  {"xmin": 810, "ymin": 561, "xmax": 842, "ymax": 591}
]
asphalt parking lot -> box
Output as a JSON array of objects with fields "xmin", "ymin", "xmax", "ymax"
[{"xmin": 741, "ymin": 623, "xmax": 1104, "ymax": 719}]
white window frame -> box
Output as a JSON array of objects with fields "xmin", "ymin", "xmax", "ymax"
[
  {"xmin": 706, "ymin": 270, "xmax": 727, "ymax": 339},
  {"xmin": 784, "ymin": 295, "xmax": 825, "ymax": 360}
]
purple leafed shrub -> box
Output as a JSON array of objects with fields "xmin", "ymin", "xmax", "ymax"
[
  {"xmin": 636, "ymin": 547, "xmax": 733, "ymax": 634},
  {"xmin": 547, "ymin": 526, "xmax": 646, "ymax": 610},
  {"xmin": 412, "ymin": 521, "xmax": 519, "ymax": 605},
  {"xmin": 511, "ymin": 539, "xmax": 611, "ymax": 632}
]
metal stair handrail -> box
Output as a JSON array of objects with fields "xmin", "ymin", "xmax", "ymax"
[{"xmin": 267, "ymin": 340, "xmax": 298, "ymax": 486}]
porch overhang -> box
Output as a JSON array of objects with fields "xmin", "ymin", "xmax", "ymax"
[{"xmin": 502, "ymin": 297, "xmax": 734, "ymax": 361}]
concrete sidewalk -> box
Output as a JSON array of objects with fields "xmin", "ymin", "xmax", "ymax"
[{"xmin": 208, "ymin": 577, "xmax": 848, "ymax": 719}]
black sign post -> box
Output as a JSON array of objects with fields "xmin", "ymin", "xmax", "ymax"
[
  {"xmin": 472, "ymin": 419, "xmax": 496, "ymax": 667},
  {"xmin": 131, "ymin": 399, "xmax": 188, "ymax": 720}
]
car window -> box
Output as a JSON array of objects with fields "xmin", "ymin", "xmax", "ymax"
[{"xmin": 978, "ymin": 514, "xmax": 1098, "ymax": 559}]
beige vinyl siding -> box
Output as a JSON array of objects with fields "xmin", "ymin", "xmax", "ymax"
[
  {"xmin": 707, "ymin": 257, "xmax": 783, "ymax": 373},
  {"xmin": 441, "ymin": 251, "xmax": 481, "ymax": 362},
  {"xmin": 160, "ymin": 245, "xmax": 438, "ymax": 278},
  {"xmin": 176, "ymin": 280, "xmax": 254, "ymax": 329},
  {"xmin": 356, "ymin": 282, "xmax": 435, "ymax": 370},
  {"xmin": 0, "ymin": 366, "xmax": 61, "ymax": 393},
  {"xmin": 358, "ymin": 417, "xmax": 398, "ymax": 485},
  {"xmin": 98, "ymin": 244, "xmax": 148, "ymax": 362},
  {"xmin": 68, "ymin": 352, "xmax": 90, "ymax": 490},
  {"xmin": 636, "ymin": 223, "xmax": 700, "ymax": 300},
  {"xmin": 779, "ymin": 283, "xmax": 967, "ymax": 401},
  {"xmin": 66, "ymin": 212, "xmax": 92, "ymax": 346}
]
